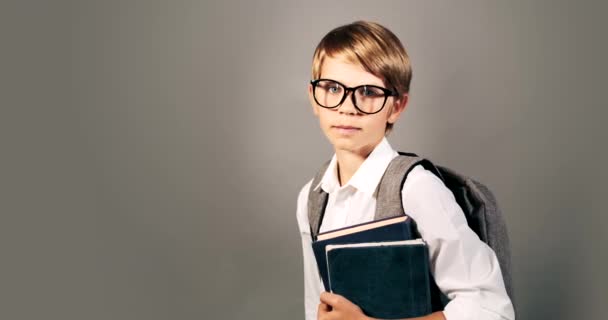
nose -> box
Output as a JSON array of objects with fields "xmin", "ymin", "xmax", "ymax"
[{"xmin": 337, "ymin": 89, "xmax": 359, "ymax": 115}]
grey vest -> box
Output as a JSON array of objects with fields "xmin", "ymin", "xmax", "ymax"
[{"xmin": 307, "ymin": 153, "xmax": 514, "ymax": 305}]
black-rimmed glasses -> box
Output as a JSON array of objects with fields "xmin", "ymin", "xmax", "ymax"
[{"xmin": 310, "ymin": 79, "xmax": 398, "ymax": 114}]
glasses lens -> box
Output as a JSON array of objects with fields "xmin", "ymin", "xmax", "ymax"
[
  {"xmin": 354, "ymin": 86, "xmax": 387, "ymax": 113},
  {"xmin": 314, "ymin": 80, "xmax": 344, "ymax": 108}
]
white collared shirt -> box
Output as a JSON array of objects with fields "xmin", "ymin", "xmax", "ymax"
[{"xmin": 296, "ymin": 137, "xmax": 515, "ymax": 320}]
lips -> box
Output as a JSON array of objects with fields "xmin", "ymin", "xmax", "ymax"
[
  {"xmin": 332, "ymin": 125, "xmax": 361, "ymax": 130},
  {"xmin": 332, "ymin": 125, "xmax": 361, "ymax": 135}
]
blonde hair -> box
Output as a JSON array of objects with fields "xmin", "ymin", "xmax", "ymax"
[{"xmin": 311, "ymin": 21, "xmax": 412, "ymax": 134}]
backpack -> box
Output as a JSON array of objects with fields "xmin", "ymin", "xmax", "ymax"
[{"xmin": 307, "ymin": 152, "xmax": 514, "ymax": 307}]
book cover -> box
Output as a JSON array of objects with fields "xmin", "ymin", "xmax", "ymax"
[
  {"xmin": 326, "ymin": 239, "xmax": 432, "ymax": 319},
  {"xmin": 312, "ymin": 215, "xmax": 413, "ymax": 291}
]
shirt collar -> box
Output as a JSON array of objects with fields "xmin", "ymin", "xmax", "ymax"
[{"xmin": 313, "ymin": 137, "xmax": 398, "ymax": 196}]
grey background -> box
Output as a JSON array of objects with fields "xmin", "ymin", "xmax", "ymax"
[{"xmin": 2, "ymin": 0, "xmax": 607, "ymax": 319}]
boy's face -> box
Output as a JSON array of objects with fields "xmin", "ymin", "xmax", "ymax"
[{"xmin": 308, "ymin": 55, "xmax": 407, "ymax": 156}]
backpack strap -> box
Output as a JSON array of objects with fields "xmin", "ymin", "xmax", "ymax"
[
  {"xmin": 374, "ymin": 152, "xmax": 443, "ymax": 220},
  {"xmin": 307, "ymin": 160, "xmax": 331, "ymax": 241}
]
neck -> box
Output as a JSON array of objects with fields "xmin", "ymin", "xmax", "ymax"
[{"xmin": 335, "ymin": 144, "xmax": 376, "ymax": 186}]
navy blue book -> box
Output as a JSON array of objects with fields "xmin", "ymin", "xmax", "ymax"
[
  {"xmin": 326, "ymin": 239, "xmax": 432, "ymax": 319},
  {"xmin": 312, "ymin": 215, "xmax": 413, "ymax": 291}
]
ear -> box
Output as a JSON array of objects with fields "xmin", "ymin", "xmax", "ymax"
[
  {"xmin": 308, "ymin": 83, "xmax": 319, "ymax": 116},
  {"xmin": 387, "ymin": 93, "xmax": 408, "ymax": 124}
]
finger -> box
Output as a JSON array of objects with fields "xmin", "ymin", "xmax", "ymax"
[
  {"xmin": 317, "ymin": 302, "xmax": 331, "ymax": 319},
  {"xmin": 319, "ymin": 291, "xmax": 342, "ymax": 307},
  {"xmin": 318, "ymin": 302, "xmax": 331, "ymax": 313}
]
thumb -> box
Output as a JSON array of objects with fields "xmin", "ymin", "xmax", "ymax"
[{"xmin": 319, "ymin": 291, "xmax": 340, "ymax": 306}]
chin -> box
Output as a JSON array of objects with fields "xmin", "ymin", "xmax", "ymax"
[{"xmin": 329, "ymin": 137, "xmax": 364, "ymax": 152}]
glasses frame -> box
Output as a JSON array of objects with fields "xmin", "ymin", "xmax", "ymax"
[{"xmin": 310, "ymin": 79, "xmax": 399, "ymax": 115}]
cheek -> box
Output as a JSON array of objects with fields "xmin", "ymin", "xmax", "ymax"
[
  {"xmin": 384, "ymin": 104, "xmax": 395, "ymax": 119},
  {"xmin": 312, "ymin": 104, "xmax": 320, "ymax": 116},
  {"xmin": 316, "ymin": 109, "xmax": 332, "ymax": 127},
  {"xmin": 370, "ymin": 112, "xmax": 391, "ymax": 129}
]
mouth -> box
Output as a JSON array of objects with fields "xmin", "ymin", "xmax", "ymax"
[
  {"xmin": 331, "ymin": 125, "xmax": 361, "ymax": 135},
  {"xmin": 332, "ymin": 125, "xmax": 361, "ymax": 130}
]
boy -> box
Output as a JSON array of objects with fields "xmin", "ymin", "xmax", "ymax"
[{"xmin": 296, "ymin": 21, "xmax": 515, "ymax": 320}]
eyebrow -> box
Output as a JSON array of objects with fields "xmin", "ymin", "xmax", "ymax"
[
  {"xmin": 318, "ymin": 72, "xmax": 385, "ymax": 86},
  {"xmin": 322, "ymin": 78, "xmax": 387, "ymax": 88}
]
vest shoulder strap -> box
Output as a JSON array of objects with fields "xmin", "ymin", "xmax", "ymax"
[{"xmin": 307, "ymin": 160, "xmax": 330, "ymax": 240}]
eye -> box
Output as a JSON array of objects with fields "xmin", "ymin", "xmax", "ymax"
[
  {"xmin": 318, "ymin": 81, "xmax": 343, "ymax": 94},
  {"xmin": 358, "ymin": 86, "xmax": 384, "ymax": 97},
  {"xmin": 328, "ymin": 86, "xmax": 340, "ymax": 93}
]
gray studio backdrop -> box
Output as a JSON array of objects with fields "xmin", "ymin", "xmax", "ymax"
[{"xmin": 2, "ymin": 1, "xmax": 607, "ymax": 319}]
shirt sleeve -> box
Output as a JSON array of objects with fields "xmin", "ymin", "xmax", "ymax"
[
  {"xmin": 296, "ymin": 179, "xmax": 322, "ymax": 320},
  {"xmin": 401, "ymin": 166, "xmax": 515, "ymax": 320}
]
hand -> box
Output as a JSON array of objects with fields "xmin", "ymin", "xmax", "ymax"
[{"xmin": 317, "ymin": 291, "xmax": 369, "ymax": 320}]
